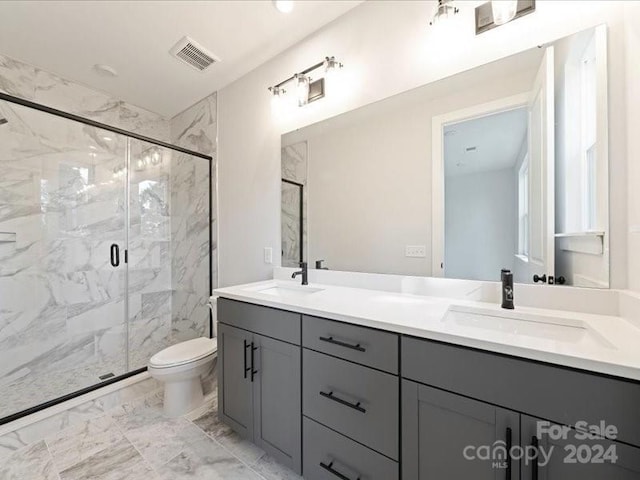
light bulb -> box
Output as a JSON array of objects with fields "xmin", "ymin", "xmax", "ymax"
[
  {"xmin": 273, "ymin": 0, "xmax": 294, "ymax": 13},
  {"xmin": 491, "ymin": 0, "xmax": 517, "ymax": 25},
  {"xmin": 270, "ymin": 86, "xmax": 286, "ymax": 109},
  {"xmin": 295, "ymin": 74, "xmax": 309, "ymax": 107}
]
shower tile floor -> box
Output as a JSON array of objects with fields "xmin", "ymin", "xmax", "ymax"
[{"xmin": 0, "ymin": 378, "xmax": 301, "ymax": 480}]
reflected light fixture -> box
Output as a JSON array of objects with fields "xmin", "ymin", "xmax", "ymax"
[
  {"xmin": 491, "ymin": 0, "xmax": 517, "ymax": 25},
  {"xmin": 429, "ymin": 0, "xmax": 459, "ymax": 26},
  {"xmin": 273, "ymin": 0, "xmax": 294, "ymax": 14},
  {"xmin": 268, "ymin": 56, "xmax": 343, "ymax": 107}
]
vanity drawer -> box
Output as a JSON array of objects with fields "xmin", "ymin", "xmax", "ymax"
[
  {"xmin": 303, "ymin": 416, "xmax": 398, "ymax": 480},
  {"xmin": 302, "ymin": 315, "xmax": 398, "ymax": 373},
  {"xmin": 218, "ymin": 298, "xmax": 301, "ymax": 345},
  {"xmin": 402, "ymin": 336, "xmax": 640, "ymax": 448},
  {"xmin": 303, "ymin": 349, "xmax": 399, "ymax": 459}
]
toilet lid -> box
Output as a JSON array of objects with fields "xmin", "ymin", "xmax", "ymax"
[{"xmin": 149, "ymin": 337, "xmax": 217, "ymax": 368}]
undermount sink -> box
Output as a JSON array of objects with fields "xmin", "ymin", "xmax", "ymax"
[
  {"xmin": 244, "ymin": 282, "xmax": 324, "ymax": 297},
  {"xmin": 444, "ymin": 305, "xmax": 614, "ymax": 349}
]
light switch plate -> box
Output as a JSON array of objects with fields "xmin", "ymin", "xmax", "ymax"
[
  {"xmin": 405, "ymin": 245, "xmax": 426, "ymax": 258},
  {"xmin": 263, "ymin": 247, "xmax": 273, "ymax": 264}
]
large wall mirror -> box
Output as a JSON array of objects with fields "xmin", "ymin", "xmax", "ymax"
[{"xmin": 281, "ymin": 25, "xmax": 609, "ymax": 288}]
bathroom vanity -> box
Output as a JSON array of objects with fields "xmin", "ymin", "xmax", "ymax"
[{"xmin": 215, "ymin": 280, "xmax": 640, "ymax": 480}]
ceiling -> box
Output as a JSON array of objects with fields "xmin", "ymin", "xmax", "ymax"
[
  {"xmin": 0, "ymin": 1, "xmax": 362, "ymax": 117},
  {"xmin": 444, "ymin": 107, "xmax": 528, "ymax": 177}
]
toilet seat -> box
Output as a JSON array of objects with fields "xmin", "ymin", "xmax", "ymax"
[{"xmin": 149, "ymin": 337, "xmax": 217, "ymax": 369}]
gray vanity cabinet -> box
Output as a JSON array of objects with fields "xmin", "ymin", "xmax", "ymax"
[
  {"xmin": 218, "ymin": 322, "xmax": 254, "ymax": 438},
  {"xmin": 520, "ymin": 415, "xmax": 640, "ymax": 480},
  {"xmin": 217, "ymin": 299, "xmax": 302, "ymax": 473},
  {"xmin": 402, "ymin": 380, "xmax": 520, "ymax": 480},
  {"xmin": 252, "ymin": 333, "xmax": 301, "ymax": 471}
]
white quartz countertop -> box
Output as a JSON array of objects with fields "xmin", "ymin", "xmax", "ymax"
[{"xmin": 213, "ymin": 280, "xmax": 640, "ymax": 382}]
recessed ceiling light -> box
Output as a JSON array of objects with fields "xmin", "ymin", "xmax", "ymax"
[
  {"xmin": 93, "ymin": 64, "xmax": 118, "ymax": 78},
  {"xmin": 273, "ymin": 0, "xmax": 294, "ymax": 14}
]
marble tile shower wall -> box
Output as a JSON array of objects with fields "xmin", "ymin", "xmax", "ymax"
[
  {"xmin": 281, "ymin": 142, "xmax": 307, "ymax": 268},
  {"xmin": 170, "ymin": 93, "xmax": 218, "ymax": 341},
  {"xmin": 0, "ymin": 52, "xmax": 216, "ymax": 419}
]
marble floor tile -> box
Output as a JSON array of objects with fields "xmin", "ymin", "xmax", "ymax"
[
  {"xmin": 46, "ymin": 414, "xmax": 124, "ymax": 472},
  {"xmin": 192, "ymin": 409, "xmax": 266, "ymax": 466},
  {"xmin": 251, "ymin": 454, "xmax": 303, "ymax": 480},
  {"xmin": 124, "ymin": 417, "xmax": 206, "ymax": 469},
  {"xmin": 154, "ymin": 432, "xmax": 262, "ymax": 480},
  {"xmin": 108, "ymin": 391, "xmax": 165, "ymax": 434},
  {"xmin": 0, "ymin": 440, "xmax": 58, "ymax": 480},
  {"xmin": 1, "ymin": 373, "xmax": 302, "ymax": 480},
  {"xmin": 57, "ymin": 437, "xmax": 156, "ymax": 480},
  {"xmin": 0, "ymin": 375, "xmax": 160, "ymax": 462}
]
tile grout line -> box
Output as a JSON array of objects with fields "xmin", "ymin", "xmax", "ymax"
[
  {"xmin": 110, "ymin": 410, "xmax": 163, "ymax": 480},
  {"xmin": 43, "ymin": 439, "xmax": 63, "ymax": 480}
]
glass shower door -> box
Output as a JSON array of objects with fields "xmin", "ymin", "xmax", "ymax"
[
  {"xmin": 0, "ymin": 99, "xmax": 128, "ymax": 419},
  {"xmin": 127, "ymin": 140, "xmax": 211, "ymax": 372}
]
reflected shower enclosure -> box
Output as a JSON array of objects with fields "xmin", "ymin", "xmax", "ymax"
[
  {"xmin": 281, "ymin": 179, "xmax": 304, "ymax": 268},
  {"xmin": 0, "ymin": 95, "xmax": 211, "ymax": 422}
]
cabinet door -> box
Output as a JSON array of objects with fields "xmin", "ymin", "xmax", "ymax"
[
  {"xmin": 218, "ymin": 323, "xmax": 254, "ymax": 439},
  {"xmin": 522, "ymin": 415, "xmax": 640, "ymax": 480},
  {"xmin": 253, "ymin": 334, "xmax": 302, "ymax": 473},
  {"xmin": 402, "ymin": 380, "xmax": 519, "ymax": 480}
]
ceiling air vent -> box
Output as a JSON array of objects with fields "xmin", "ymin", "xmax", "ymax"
[{"xmin": 170, "ymin": 36, "xmax": 219, "ymax": 72}]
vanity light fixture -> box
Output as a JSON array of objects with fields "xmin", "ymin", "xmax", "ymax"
[
  {"xmin": 475, "ymin": 0, "xmax": 535, "ymax": 34},
  {"xmin": 429, "ymin": 0, "xmax": 459, "ymax": 26},
  {"xmin": 491, "ymin": 0, "xmax": 518, "ymax": 25},
  {"xmin": 268, "ymin": 56, "xmax": 344, "ymax": 107},
  {"xmin": 295, "ymin": 73, "xmax": 310, "ymax": 107}
]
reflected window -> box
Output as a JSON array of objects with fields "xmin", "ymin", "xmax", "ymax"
[
  {"xmin": 581, "ymin": 36, "xmax": 597, "ymax": 230},
  {"xmin": 518, "ymin": 157, "xmax": 529, "ymax": 256}
]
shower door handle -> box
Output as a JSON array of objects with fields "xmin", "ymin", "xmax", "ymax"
[{"xmin": 110, "ymin": 244, "xmax": 120, "ymax": 267}]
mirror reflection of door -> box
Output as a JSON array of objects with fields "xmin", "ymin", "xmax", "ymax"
[
  {"xmin": 443, "ymin": 107, "xmax": 530, "ymax": 282},
  {"xmin": 442, "ymin": 46, "xmax": 556, "ymax": 284}
]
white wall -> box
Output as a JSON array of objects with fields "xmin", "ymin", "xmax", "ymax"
[
  {"xmin": 625, "ymin": 2, "xmax": 640, "ymax": 292},
  {"xmin": 445, "ymin": 168, "xmax": 516, "ymax": 281},
  {"xmin": 305, "ymin": 101, "xmax": 430, "ymax": 276},
  {"xmin": 218, "ymin": 0, "xmax": 629, "ymax": 288}
]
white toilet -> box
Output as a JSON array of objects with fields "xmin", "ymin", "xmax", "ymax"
[{"xmin": 148, "ymin": 336, "xmax": 218, "ymax": 417}]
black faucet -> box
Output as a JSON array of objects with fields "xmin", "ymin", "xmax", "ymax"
[
  {"xmin": 292, "ymin": 262, "xmax": 308, "ymax": 285},
  {"xmin": 501, "ymin": 269, "xmax": 514, "ymax": 309},
  {"xmin": 315, "ymin": 259, "xmax": 328, "ymax": 270}
]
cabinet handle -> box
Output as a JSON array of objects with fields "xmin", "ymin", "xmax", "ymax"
[
  {"xmin": 319, "ymin": 461, "xmax": 360, "ymax": 480},
  {"xmin": 319, "ymin": 336, "xmax": 366, "ymax": 352},
  {"xmin": 243, "ymin": 340, "xmax": 251, "ymax": 379},
  {"xmin": 319, "ymin": 391, "xmax": 366, "ymax": 413},
  {"xmin": 250, "ymin": 342, "xmax": 258, "ymax": 382},
  {"xmin": 110, "ymin": 244, "xmax": 120, "ymax": 267},
  {"xmin": 505, "ymin": 427, "xmax": 512, "ymax": 479},
  {"xmin": 531, "ymin": 436, "xmax": 539, "ymax": 480}
]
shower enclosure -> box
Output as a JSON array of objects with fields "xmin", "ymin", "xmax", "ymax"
[{"xmin": 0, "ymin": 93, "xmax": 212, "ymax": 423}]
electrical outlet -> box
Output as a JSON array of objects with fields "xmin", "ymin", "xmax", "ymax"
[
  {"xmin": 405, "ymin": 245, "xmax": 426, "ymax": 258},
  {"xmin": 263, "ymin": 247, "xmax": 273, "ymax": 264}
]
